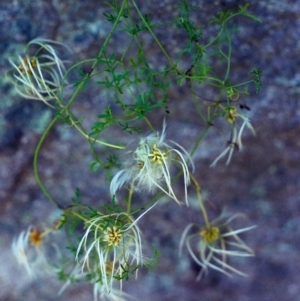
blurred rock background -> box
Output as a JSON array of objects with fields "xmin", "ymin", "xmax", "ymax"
[{"xmin": 0, "ymin": 0, "xmax": 300, "ymax": 300}]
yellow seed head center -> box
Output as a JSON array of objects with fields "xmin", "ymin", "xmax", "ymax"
[
  {"xmin": 148, "ymin": 144, "xmax": 167, "ymax": 164},
  {"xmin": 103, "ymin": 226, "xmax": 122, "ymax": 247},
  {"xmin": 29, "ymin": 228, "xmax": 43, "ymax": 247},
  {"xmin": 200, "ymin": 226, "xmax": 220, "ymax": 243},
  {"xmin": 18, "ymin": 56, "xmax": 37, "ymax": 75},
  {"xmin": 226, "ymin": 107, "xmax": 238, "ymax": 124}
]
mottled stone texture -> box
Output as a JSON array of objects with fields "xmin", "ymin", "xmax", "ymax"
[{"xmin": 1, "ymin": 0, "xmax": 300, "ymax": 301}]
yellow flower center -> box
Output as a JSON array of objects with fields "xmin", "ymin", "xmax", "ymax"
[
  {"xmin": 29, "ymin": 228, "xmax": 43, "ymax": 247},
  {"xmin": 18, "ymin": 56, "xmax": 37, "ymax": 75},
  {"xmin": 148, "ymin": 144, "xmax": 167, "ymax": 164},
  {"xmin": 103, "ymin": 226, "xmax": 122, "ymax": 247},
  {"xmin": 226, "ymin": 107, "xmax": 238, "ymax": 124},
  {"xmin": 200, "ymin": 226, "xmax": 220, "ymax": 243}
]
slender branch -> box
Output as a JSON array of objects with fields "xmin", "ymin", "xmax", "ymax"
[
  {"xmin": 190, "ymin": 174, "xmax": 210, "ymax": 227},
  {"xmin": 131, "ymin": 0, "xmax": 178, "ymax": 73},
  {"xmin": 33, "ymin": 0, "xmax": 129, "ymax": 207}
]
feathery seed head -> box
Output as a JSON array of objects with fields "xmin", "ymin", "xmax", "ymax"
[
  {"xmin": 200, "ymin": 226, "xmax": 220, "ymax": 244},
  {"xmin": 7, "ymin": 38, "xmax": 70, "ymax": 107},
  {"xmin": 76, "ymin": 210, "xmax": 149, "ymax": 293},
  {"xmin": 211, "ymin": 114, "xmax": 255, "ymax": 167},
  {"xmin": 180, "ymin": 213, "xmax": 256, "ymax": 280},
  {"xmin": 12, "ymin": 225, "xmax": 59, "ymax": 277},
  {"xmin": 110, "ymin": 121, "xmax": 193, "ymax": 205}
]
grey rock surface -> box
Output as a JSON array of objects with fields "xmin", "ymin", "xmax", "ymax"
[{"xmin": 1, "ymin": 1, "xmax": 300, "ymax": 301}]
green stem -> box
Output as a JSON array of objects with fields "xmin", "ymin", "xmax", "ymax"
[
  {"xmin": 144, "ymin": 116, "xmax": 155, "ymax": 132},
  {"xmin": 69, "ymin": 210, "xmax": 89, "ymax": 223},
  {"xmin": 190, "ymin": 83, "xmax": 207, "ymax": 123},
  {"xmin": 232, "ymin": 80, "xmax": 253, "ymax": 88},
  {"xmin": 223, "ymin": 34, "xmax": 231, "ymax": 83},
  {"xmin": 127, "ymin": 184, "xmax": 134, "ymax": 214},
  {"xmin": 34, "ymin": 0, "xmax": 129, "ymax": 207},
  {"xmin": 68, "ymin": 114, "xmax": 125, "ymax": 149},
  {"xmin": 131, "ymin": 0, "xmax": 178, "ymax": 73},
  {"xmin": 190, "ymin": 125, "xmax": 211, "ymax": 157},
  {"xmin": 33, "ymin": 117, "xmax": 61, "ymax": 208},
  {"xmin": 190, "ymin": 174, "xmax": 210, "ymax": 227}
]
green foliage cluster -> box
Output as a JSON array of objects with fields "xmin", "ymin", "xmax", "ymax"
[{"xmin": 7, "ymin": 1, "xmax": 262, "ymax": 300}]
